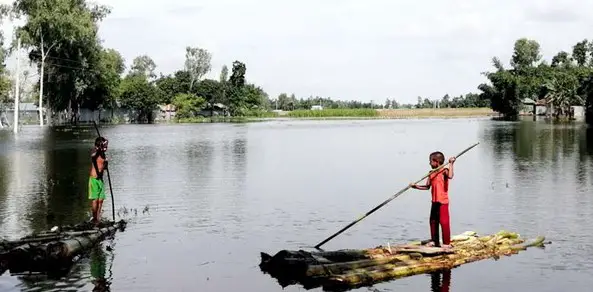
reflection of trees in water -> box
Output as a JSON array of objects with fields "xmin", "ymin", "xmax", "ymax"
[
  {"xmin": 0, "ymin": 130, "xmax": 48, "ymax": 236},
  {"xmin": 485, "ymin": 121, "xmax": 590, "ymax": 163},
  {"xmin": 430, "ymin": 270, "xmax": 451, "ymax": 292},
  {"xmin": 182, "ymin": 134, "xmax": 215, "ymax": 227},
  {"xmin": 42, "ymin": 129, "xmax": 92, "ymax": 229},
  {"xmin": 0, "ymin": 150, "xmax": 9, "ymax": 225},
  {"xmin": 12, "ymin": 242, "xmax": 114, "ymax": 292},
  {"xmin": 577, "ymin": 127, "xmax": 593, "ymax": 185},
  {"xmin": 482, "ymin": 120, "xmax": 592, "ymax": 189},
  {"xmin": 219, "ymin": 126, "xmax": 248, "ymax": 234}
]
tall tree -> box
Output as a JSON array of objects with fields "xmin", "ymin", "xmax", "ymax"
[
  {"xmin": 82, "ymin": 48, "xmax": 125, "ymax": 112},
  {"xmin": 184, "ymin": 46, "xmax": 211, "ymax": 91},
  {"xmin": 511, "ymin": 38, "xmax": 542, "ymax": 71},
  {"xmin": 229, "ymin": 61, "xmax": 246, "ymax": 88},
  {"xmin": 10, "ymin": 0, "xmax": 111, "ymax": 124},
  {"xmin": 572, "ymin": 40, "xmax": 588, "ymax": 67},
  {"xmin": 0, "ymin": 4, "xmax": 11, "ymax": 106},
  {"xmin": 219, "ymin": 65, "xmax": 228, "ymax": 83},
  {"xmin": 118, "ymin": 74, "xmax": 160, "ymax": 123},
  {"xmin": 129, "ymin": 55, "xmax": 156, "ymax": 80}
]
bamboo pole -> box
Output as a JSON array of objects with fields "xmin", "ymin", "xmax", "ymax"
[{"xmin": 314, "ymin": 142, "xmax": 480, "ymax": 249}]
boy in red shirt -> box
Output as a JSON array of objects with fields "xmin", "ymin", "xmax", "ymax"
[{"xmin": 410, "ymin": 151, "xmax": 456, "ymax": 249}]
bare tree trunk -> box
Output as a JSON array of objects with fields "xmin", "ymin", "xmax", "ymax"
[{"xmin": 38, "ymin": 30, "xmax": 56, "ymax": 127}]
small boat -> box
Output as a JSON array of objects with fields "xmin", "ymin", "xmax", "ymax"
[
  {"xmin": 0, "ymin": 219, "xmax": 127, "ymax": 276},
  {"xmin": 259, "ymin": 230, "xmax": 548, "ymax": 291}
]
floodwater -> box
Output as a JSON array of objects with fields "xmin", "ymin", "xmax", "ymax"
[{"xmin": 0, "ymin": 118, "xmax": 592, "ymax": 292}]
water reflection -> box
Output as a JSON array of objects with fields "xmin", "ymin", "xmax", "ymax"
[
  {"xmin": 480, "ymin": 120, "xmax": 593, "ymax": 274},
  {"xmin": 430, "ymin": 270, "xmax": 451, "ymax": 292},
  {"xmin": 90, "ymin": 243, "xmax": 113, "ymax": 292},
  {"xmin": 0, "ymin": 133, "xmax": 47, "ymax": 238}
]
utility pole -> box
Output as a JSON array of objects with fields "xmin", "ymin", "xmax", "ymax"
[{"xmin": 13, "ymin": 37, "xmax": 20, "ymax": 134}]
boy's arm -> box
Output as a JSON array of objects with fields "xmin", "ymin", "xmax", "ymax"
[
  {"xmin": 446, "ymin": 162, "xmax": 454, "ymax": 179},
  {"xmin": 410, "ymin": 178, "xmax": 431, "ymax": 190}
]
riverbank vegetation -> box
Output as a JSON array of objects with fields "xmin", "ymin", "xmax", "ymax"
[
  {"xmin": 0, "ymin": 1, "xmax": 591, "ymax": 124},
  {"xmin": 478, "ymin": 38, "xmax": 593, "ymax": 123}
]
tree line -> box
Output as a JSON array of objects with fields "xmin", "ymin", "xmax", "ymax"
[
  {"xmin": 0, "ymin": 1, "xmax": 591, "ymax": 124},
  {"xmin": 478, "ymin": 38, "xmax": 593, "ymax": 123}
]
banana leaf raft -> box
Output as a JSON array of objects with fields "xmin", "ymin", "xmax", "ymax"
[
  {"xmin": 259, "ymin": 230, "xmax": 548, "ymax": 291},
  {"xmin": 0, "ymin": 219, "xmax": 127, "ymax": 276}
]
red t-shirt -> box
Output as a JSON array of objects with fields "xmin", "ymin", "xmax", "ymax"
[{"xmin": 429, "ymin": 167, "xmax": 450, "ymax": 204}]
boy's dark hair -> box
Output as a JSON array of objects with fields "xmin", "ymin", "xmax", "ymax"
[
  {"xmin": 429, "ymin": 151, "xmax": 445, "ymax": 165},
  {"xmin": 95, "ymin": 137, "xmax": 108, "ymax": 148}
]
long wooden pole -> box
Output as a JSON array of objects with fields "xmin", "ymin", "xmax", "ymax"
[
  {"xmin": 92, "ymin": 121, "xmax": 116, "ymax": 222},
  {"xmin": 313, "ymin": 142, "xmax": 480, "ymax": 250}
]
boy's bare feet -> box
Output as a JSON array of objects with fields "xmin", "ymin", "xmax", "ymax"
[
  {"xmin": 426, "ymin": 241, "xmax": 435, "ymax": 247},
  {"xmin": 441, "ymin": 244, "xmax": 452, "ymax": 250}
]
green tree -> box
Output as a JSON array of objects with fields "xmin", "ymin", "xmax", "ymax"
[
  {"xmin": 194, "ymin": 79, "xmax": 222, "ymax": 115},
  {"xmin": 10, "ymin": 0, "xmax": 111, "ymax": 123},
  {"xmin": 184, "ymin": 46, "xmax": 211, "ymax": 91},
  {"xmin": 171, "ymin": 93, "xmax": 206, "ymax": 119},
  {"xmin": 511, "ymin": 38, "xmax": 541, "ymax": 71},
  {"xmin": 82, "ymin": 48, "xmax": 125, "ymax": 111},
  {"xmin": 155, "ymin": 70, "xmax": 191, "ymax": 104},
  {"xmin": 0, "ymin": 5, "xmax": 11, "ymax": 105},
  {"xmin": 118, "ymin": 74, "xmax": 160, "ymax": 123},
  {"xmin": 227, "ymin": 61, "xmax": 247, "ymax": 115},
  {"xmin": 572, "ymin": 40, "xmax": 588, "ymax": 67},
  {"xmin": 129, "ymin": 55, "xmax": 156, "ymax": 80}
]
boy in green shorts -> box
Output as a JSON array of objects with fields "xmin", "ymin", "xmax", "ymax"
[{"xmin": 89, "ymin": 136, "xmax": 109, "ymax": 225}]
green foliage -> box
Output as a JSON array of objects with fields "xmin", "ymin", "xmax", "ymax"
[
  {"xmin": 171, "ymin": 93, "xmax": 206, "ymax": 119},
  {"xmin": 10, "ymin": 0, "xmax": 112, "ymax": 118},
  {"xmin": 83, "ymin": 48, "xmax": 125, "ymax": 110},
  {"xmin": 0, "ymin": 5, "xmax": 11, "ymax": 104},
  {"xmin": 184, "ymin": 46, "xmax": 211, "ymax": 90},
  {"xmin": 155, "ymin": 70, "xmax": 191, "ymax": 104},
  {"xmin": 10, "ymin": 1, "xmax": 593, "ymax": 125},
  {"xmin": 129, "ymin": 55, "xmax": 156, "ymax": 80},
  {"xmin": 118, "ymin": 74, "xmax": 160, "ymax": 122},
  {"xmin": 229, "ymin": 61, "xmax": 246, "ymax": 88},
  {"xmin": 194, "ymin": 79, "xmax": 222, "ymax": 108},
  {"xmin": 478, "ymin": 37, "xmax": 593, "ymax": 121}
]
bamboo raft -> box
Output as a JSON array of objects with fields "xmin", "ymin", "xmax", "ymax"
[
  {"xmin": 0, "ymin": 219, "xmax": 127, "ymax": 276},
  {"xmin": 259, "ymin": 230, "xmax": 548, "ymax": 291}
]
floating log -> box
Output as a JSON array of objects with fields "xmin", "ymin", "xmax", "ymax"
[
  {"xmin": 0, "ymin": 219, "xmax": 126, "ymax": 276},
  {"xmin": 259, "ymin": 230, "xmax": 548, "ymax": 291}
]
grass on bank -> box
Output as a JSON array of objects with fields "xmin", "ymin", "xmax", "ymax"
[
  {"xmin": 287, "ymin": 108, "xmax": 378, "ymax": 118},
  {"xmin": 172, "ymin": 107, "xmax": 496, "ymax": 123},
  {"xmin": 377, "ymin": 107, "xmax": 495, "ymax": 118}
]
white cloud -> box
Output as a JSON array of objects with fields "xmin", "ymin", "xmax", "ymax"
[{"xmin": 2, "ymin": 0, "xmax": 593, "ymax": 103}]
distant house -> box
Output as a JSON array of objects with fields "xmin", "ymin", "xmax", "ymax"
[
  {"xmin": 311, "ymin": 105, "xmax": 323, "ymax": 110},
  {"xmin": 520, "ymin": 98, "xmax": 535, "ymax": 115},
  {"xmin": 157, "ymin": 104, "xmax": 176, "ymax": 121},
  {"xmin": 534, "ymin": 99, "xmax": 548, "ymax": 115},
  {"xmin": 198, "ymin": 103, "xmax": 228, "ymax": 117},
  {"xmin": 522, "ymin": 98, "xmax": 585, "ymax": 121}
]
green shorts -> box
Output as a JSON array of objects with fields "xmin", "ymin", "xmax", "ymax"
[{"xmin": 88, "ymin": 177, "xmax": 106, "ymax": 200}]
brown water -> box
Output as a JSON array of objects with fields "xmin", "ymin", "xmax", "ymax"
[{"xmin": 0, "ymin": 118, "xmax": 592, "ymax": 292}]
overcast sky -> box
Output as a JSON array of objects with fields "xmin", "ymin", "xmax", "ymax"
[{"xmin": 1, "ymin": 0, "xmax": 592, "ymax": 103}]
